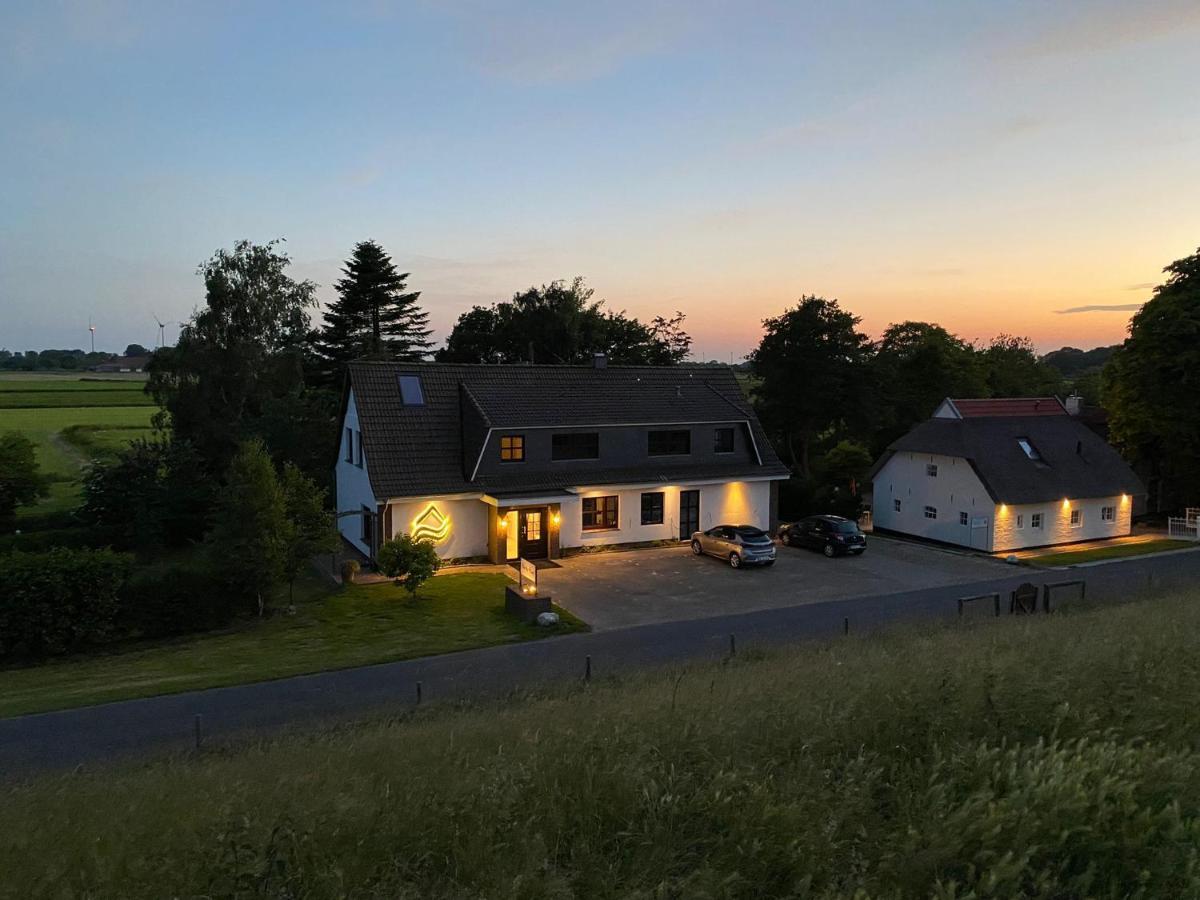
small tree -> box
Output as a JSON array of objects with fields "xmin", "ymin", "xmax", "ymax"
[
  {"xmin": 206, "ymin": 439, "xmax": 288, "ymax": 615},
  {"xmin": 0, "ymin": 432, "xmax": 48, "ymax": 530},
  {"xmin": 279, "ymin": 462, "xmax": 337, "ymax": 609},
  {"xmin": 376, "ymin": 533, "xmax": 441, "ymax": 597}
]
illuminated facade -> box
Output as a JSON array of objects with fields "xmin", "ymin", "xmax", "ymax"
[
  {"xmin": 868, "ymin": 397, "xmax": 1144, "ymax": 552},
  {"xmin": 335, "ymin": 360, "xmax": 790, "ymax": 563}
]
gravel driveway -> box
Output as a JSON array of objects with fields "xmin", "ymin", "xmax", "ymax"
[{"xmin": 540, "ymin": 536, "xmax": 1010, "ymax": 629}]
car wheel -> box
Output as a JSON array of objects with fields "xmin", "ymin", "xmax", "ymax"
[
  {"xmin": 823, "ymin": 543, "xmax": 836, "ymax": 558},
  {"xmin": 691, "ymin": 540, "xmax": 703, "ymax": 556},
  {"xmin": 729, "ymin": 552, "xmax": 742, "ymax": 569}
]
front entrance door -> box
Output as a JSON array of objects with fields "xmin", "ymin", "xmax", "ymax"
[
  {"xmin": 679, "ymin": 490, "xmax": 700, "ymax": 540},
  {"xmin": 518, "ymin": 508, "xmax": 548, "ymax": 559}
]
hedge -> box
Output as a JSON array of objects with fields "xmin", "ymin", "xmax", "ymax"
[{"xmin": 0, "ymin": 548, "xmax": 133, "ymax": 659}]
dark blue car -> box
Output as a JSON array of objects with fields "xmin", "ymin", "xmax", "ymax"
[{"xmin": 778, "ymin": 515, "xmax": 866, "ymax": 557}]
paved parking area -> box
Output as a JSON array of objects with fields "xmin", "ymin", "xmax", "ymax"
[{"xmin": 540, "ymin": 536, "xmax": 1011, "ymax": 630}]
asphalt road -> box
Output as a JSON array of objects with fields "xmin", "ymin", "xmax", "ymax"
[{"xmin": 2, "ymin": 549, "xmax": 1198, "ymax": 775}]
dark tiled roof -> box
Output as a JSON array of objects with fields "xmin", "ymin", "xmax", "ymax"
[
  {"xmin": 869, "ymin": 413, "xmax": 1144, "ymax": 504},
  {"xmin": 949, "ymin": 397, "xmax": 1067, "ymax": 418},
  {"xmin": 348, "ymin": 362, "xmax": 789, "ymax": 499}
]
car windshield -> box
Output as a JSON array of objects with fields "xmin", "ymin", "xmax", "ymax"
[
  {"xmin": 829, "ymin": 520, "xmax": 860, "ymax": 534},
  {"xmin": 734, "ymin": 526, "xmax": 770, "ymax": 542}
]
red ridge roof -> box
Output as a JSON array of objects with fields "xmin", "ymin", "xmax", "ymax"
[{"xmin": 950, "ymin": 397, "xmax": 1067, "ymax": 418}]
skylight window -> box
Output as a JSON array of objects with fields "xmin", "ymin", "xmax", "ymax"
[
  {"xmin": 1016, "ymin": 437, "xmax": 1041, "ymax": 460},
  {"xmin": 398, "ymin": 374, "xmax": 424, "ymax": 406}
]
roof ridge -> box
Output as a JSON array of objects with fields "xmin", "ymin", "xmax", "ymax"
[{"xmin": 347, "ymin": 359, "xmax": 732, "ymax": 372}]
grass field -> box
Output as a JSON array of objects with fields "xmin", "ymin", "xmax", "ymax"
[
  {"xmin": 0, "ymin": 572, "xmax": 585, "ymax": 718},
  {"xmin": 0, "ymin": 377, "xmax": 154, "ymax": 408},
  {"xmin": 0, "ymin": 378, "xmax": 157, "ymax": 523},
  {"xmin": 4, "ymin": 590, "xmax": 1199, "ymax": 898},
  {"xmin": 1030, "ymin": 538, "xmax": 1195, "ymax": 567}
]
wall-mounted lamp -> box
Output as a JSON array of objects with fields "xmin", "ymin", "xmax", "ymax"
[
  {"xmin": 551, "ymin": 511, "xmax": 561, "ymax": 526},
  {"xmin": 498, "ymin": 516, "xmax": 508, "ymax": 529},
  {"xmin": 1062, "ymin": 498, "xmax": 1071, "ymax": 510}
]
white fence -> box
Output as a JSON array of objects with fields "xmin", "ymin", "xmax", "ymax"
[{"xmin": 1168, "ymin": 507, "xmax": 1200, "ymax": 541}]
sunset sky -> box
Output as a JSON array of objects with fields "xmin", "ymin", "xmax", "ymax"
[{"xmin": 2, "ymin": 1, "xmax": 1198, "ymax": 360}]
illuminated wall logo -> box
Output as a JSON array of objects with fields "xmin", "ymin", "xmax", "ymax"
[{"xmin": 411, "ymin": 504, "xmax": 452, "ymax": 544}]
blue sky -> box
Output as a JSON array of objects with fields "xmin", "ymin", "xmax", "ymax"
[{"xmin": 2, "ymin": 0, "xmax": 1198, "ymax": 358}]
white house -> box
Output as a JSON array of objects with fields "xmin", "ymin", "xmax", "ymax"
[
  {"xmin": 335, "ymin": 359, "xmax": 790, "ymax": 564},
  {"xmin": 867, "ymin": 397, "xmax": 1144, "ymax": 553}
]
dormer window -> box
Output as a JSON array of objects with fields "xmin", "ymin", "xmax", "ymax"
[
  {"xmin": 398, "ymin": 374, "xmax": 424, "ymax": 406},
  {"xmin": 499, "ymin": 434, "xmax": 525, "ymax": 462},
  {"xmin": 1016, "ymin": 437, "xmax": 1041, "ymax": 460}
]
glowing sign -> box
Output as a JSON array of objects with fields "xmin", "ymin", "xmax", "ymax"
[{"xmin": 411, "ymin": 504, "xmax": 451, "ymax": 544}]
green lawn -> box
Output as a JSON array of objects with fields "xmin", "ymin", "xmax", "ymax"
[
  {"xmin": 0, "ymin": 572, "xmax": 586, "ymax": 718},
  {"xmin": 0, "ymin": 405, "xmax": 157, "ymax": 521},
  {"xmin": 5, "ymin": 590, "xmax": 1200, "ymax": 898},
  {"xmin": 1029, "ymin": 538, "xmax": 1195, "ymax": 567},
  {"xmin": 0, "ymin": 389, "xmax": 153, "ymax": 408}
]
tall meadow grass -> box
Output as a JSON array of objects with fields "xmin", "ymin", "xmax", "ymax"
[{"xmin": 6, "ymin": 590, "xmax": 1200, "ymax": 898}]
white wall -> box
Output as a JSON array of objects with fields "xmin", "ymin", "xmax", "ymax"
[
  {"xmin": 873, "ymin": 452, "xmax": 1136, "ymax": 552},
  {"xmin": 335, "ymin": 389, "xmax": 377, "ymax": 556},
  {"xmin": 385, "ymin": 497, "xmax": 490, "ymax": 560},
  {"xmin": 559, "ymin": 480, "xmax": 774, "ymax": 549},
  {"xmin": 871, "ymin": 452, "xmax": 994, "ymax": 550},
  {"xmin": 993, "ymin": 495, "xmax": 1132, "ymax": 552}
]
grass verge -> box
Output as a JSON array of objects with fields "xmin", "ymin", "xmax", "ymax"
[
  {"xmin": 4, "ymin": 590, "xmax": 1200, "ymax": 898},
  {"xmin": 0, "ymin": 571, "xmax": 585, "ymax": 718},
  {"xmin": 1028, "ymin": 537, "xmax": 1196, "ymax": 567}
]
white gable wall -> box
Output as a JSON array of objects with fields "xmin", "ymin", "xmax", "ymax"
[
  {"xmin": 335, "ymin": 389, "xmax": 377, "ymax": 556},
  {"xmin": 870, "ymin": 452, "xmax": 996, "ymax": 550}
]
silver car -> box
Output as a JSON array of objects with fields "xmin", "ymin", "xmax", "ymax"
[{"xmin": 691, "ymin": 524, "xmax": 777, "ymax": 569}]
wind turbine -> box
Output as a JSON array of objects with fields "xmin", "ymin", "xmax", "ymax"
[
  {"xmin": 88, "ymin": 318, "xmax": 96, "ymax": 353},
  {"xmin": 153, "ymin": 315, "xmax": 179, "ymax": 348}
]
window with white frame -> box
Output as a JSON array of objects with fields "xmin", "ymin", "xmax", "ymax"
[
  {"xmin": 894, "ymin": 499, "xmax": 902, "ymax": 512},
  {"xmin": 959, "ymin": 511, "xmax": 968, "ymax": 526},
  {"xmin": 1101, "ymin": 505, "xmax": 1116, "ymax": 522},
  {"xmin": 924, "ymin": 506, "xmax": 937, "ymax": 520},
  {"xmin": 1031, "ymin": 512, "xmax": 1043, "ymax": 529},
  {"xmin": 926, "ymin": 463, "xmax": 938, "ymax": 477},
  {"xmin": 1070, "ymin": 509, "xmax": 1083, "ymax": 528}
]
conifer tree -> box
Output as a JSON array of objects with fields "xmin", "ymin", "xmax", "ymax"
[{"xmin": 314, "ymin": 240, "xmax": 431, "ymax": 381}]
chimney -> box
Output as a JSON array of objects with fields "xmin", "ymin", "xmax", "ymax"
[
  {"xmin": 593, "ymin": 352, "xmax": 607, "ymax": 369},
  {"xmin": 1065, "ymin": 393, "xmax": 1082, "ymax": 416}
]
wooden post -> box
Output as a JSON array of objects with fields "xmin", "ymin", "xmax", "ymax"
[
  {"xmin": 729, "ymin": 633, "xmax": 736, "ymax": 657},
  {"xmin": 585, "ymin": 655, "xmax": 592, "ymax": 681}
]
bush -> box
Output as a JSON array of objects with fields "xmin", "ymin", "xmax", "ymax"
[
  {"xmin": 0, "ymin": 526, "xmax": 107, "ymax": 554},
  {"xmin": 79, "ymin": 436, "xmax": 212, "ymax": 552},
  {"xmin": 377, "ymin": 534, "xmax": 440, "ymax": 595},
  {"xmin": 119, "ymin": 558, "xmax": 235, "ymax": 638},
  {"xmin": 0, "ymin": 548, "xmax": 133, "ymax": 658}
]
